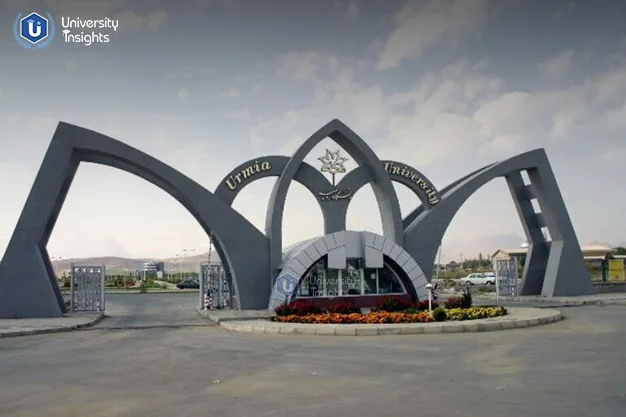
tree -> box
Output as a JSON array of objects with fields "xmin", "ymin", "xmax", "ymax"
[{"xmin": 616, "ymin": 247, "xmax": 626, "ymax": 255}]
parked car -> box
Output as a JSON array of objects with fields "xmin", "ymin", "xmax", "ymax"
[
  {"xmin": 176, "ymin": 279, "xmax": 199, "ymax": 289},
  {"xmin": 460, "ymin": 273, "xmax": 496, "ymax": 286}
]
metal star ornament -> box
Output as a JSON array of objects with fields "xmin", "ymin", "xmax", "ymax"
[{"xmin": 318, "ymin": 149, "xmax": 348, "ymax": 186}]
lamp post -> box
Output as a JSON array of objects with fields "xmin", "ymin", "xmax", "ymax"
[
  {"xmin": 425, "ymin": 283, "xmax": 434, "ymax": 314},
  {"xmin": 181, "ymin": 248, "xmax": 195, "ymax": 280}
]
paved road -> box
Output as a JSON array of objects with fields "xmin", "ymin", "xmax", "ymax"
[
  {"xmin": 1, "ymin": 299, "xmax": 625, "ymax": 417},
  {"xmin": 95, "ymin": 293, "xmax": 212, "ymax": 329}
]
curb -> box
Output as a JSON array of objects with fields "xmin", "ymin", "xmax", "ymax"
[
  {"xmin": 219, "ymin": 308, "xmax": 562, "ymax": 336},
  {"xmin": 475, "ymin": 296, "xmax": 626, "ymax": 307},
  {"xmin": 196, "ymin": 308, "xmax": 275, "ymax": 324},
  {"xmin": 0, "ymin": 313, "xmax": 105, "ymax": 339}
]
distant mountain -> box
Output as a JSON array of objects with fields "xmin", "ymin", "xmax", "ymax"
[{"xmin": 51, "ymin": 251, "xmax": 221, "ymax": 275}]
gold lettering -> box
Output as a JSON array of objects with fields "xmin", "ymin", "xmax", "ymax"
[
  {"xmin": 242, "ymin": 167, "xmax": 255, "ymax": 178},
  {"xmin": 224, "ymin": 160, "xmax": 273, "ymax": 191},
  {"xmin": 384, "ymin": 162, "xmax": 393, "ymax": 173},
  {"xmin": 225, "ymin": 177, "xmax": 237, "ymax": 190},
  {"xmin": 391, "ymin": 166, "xmax": 401, "ymax": 175},
  {"xmin": 410, "ymin": 173, "xmax": 419, "ymax": 181}
]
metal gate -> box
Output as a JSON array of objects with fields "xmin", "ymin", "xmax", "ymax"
[
  {"xmin": 494, "ymin": 258, "xmax": 519, "ymax": 298},
  {"xmin": 199, "ymin": 263, "xmax": 234, "ymax": 310},
  {"xmin": 70, "ymin": 264, "xmax": 105, "ymax": 312}
]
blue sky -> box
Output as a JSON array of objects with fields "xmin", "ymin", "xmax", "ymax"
[{"xmin": 1, "ymin": 0, "xmax": 625, "ymax": 262}]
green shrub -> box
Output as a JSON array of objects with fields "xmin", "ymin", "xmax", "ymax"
[
  {"xmin": 432, "ymin": 307, "xmax": 447, "ymax": 322},
  {"xmin": 461, "ymin": 287, "xmax": 473, "ymax": 308}
]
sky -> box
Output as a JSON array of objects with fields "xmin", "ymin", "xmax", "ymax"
[{"xmin": 0, "ymin": 0, "xmax": 625, "ymax": 264}]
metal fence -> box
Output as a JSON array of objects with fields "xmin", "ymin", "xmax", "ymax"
[
  {"xmin": 199, "ymin": 263, "xmax": 235, "ymax": 310},
  {"xmin": 70, "ymin": 264, "xmax": 105, "ymax": 312},
  {"xmin": 494, "ymin": 258, "xmax": 519, "ymax": 298}
]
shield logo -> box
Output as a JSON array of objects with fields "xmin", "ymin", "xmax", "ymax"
[{"xmin": 275, "ymin": 273, "xmax": 298, "ymax": 297}]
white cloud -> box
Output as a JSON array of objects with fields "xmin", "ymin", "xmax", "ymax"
[
  {"xmin": 43, "ymin": 0, "xmax": 122, "ymax": 18},
  {"xmin": 538, "ymin": 49, "xmax": 577, "ymax": 78},
  {"xmin": 116, "ymin": 9, "xmax": 168, "ymax": 32},
  {"xmin": 148, "ymin": 10, "xmax": 167, "ymax": 31},
  {"xmin": 177, "ymin": 87, "xmax": 190, "ymax": 100},
  {"xmin": 254, "ymin": 50, "xmax": 626, "ymax": 170},
  {"xmin": 376, "ymin": 0, "xmax": 496, "ymax": 70}
]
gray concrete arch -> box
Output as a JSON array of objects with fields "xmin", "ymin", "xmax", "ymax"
[
  {"xmin": 0, "ymin": 122, "xmax": 271, "ymax": 318},
  {"xmin": 402, "ymin": 163, "xmax": 497, "ymax": 229},
  {"xmin": 265, "ymin": 119, "xmax": 404, "ymax": 279},
  {"xmin": 403, "ymin": 149, "xmax": 594, "ymax": 297},
  {"xmin": 321, "ymin": 160, "xmax": 442, "ymax": 233},
  {"xmin": 214, "ymin": 155, "xmax": 346, "ymax": 232}
]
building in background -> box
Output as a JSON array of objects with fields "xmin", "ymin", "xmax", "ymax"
[{"xmin": 138, "ymin": 262, "xmax": 165, "ymax": 279}]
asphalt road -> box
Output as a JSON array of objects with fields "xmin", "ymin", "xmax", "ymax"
[
  {"xmin": 1, "ymin": 298, "xmax": 625, "ymax": 417},
  {"xmin": 94, "ymin": 293, "xmax": 211, "ymax": 329}
]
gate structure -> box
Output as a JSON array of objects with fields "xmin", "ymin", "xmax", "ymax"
[
  {"xmin": 199, "ymin": 263, "xmax": 235, "ymax": 310},
  {"xmin": 70, "ymin": 264, "xmax": 105, "ymax": 312},
  {"xmin": 494, "ymin": 258, "xmax": 519, "ymax": 297}
]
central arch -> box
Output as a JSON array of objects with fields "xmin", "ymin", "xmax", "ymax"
[
  {"xmin": 0, "ymin": 122, "xmax": 271, "ymax": 318},
  {"xmin": 265, "ymin": 119, "xmax": 405, "ymax": 279}
]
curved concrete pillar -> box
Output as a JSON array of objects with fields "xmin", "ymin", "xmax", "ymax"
[
  {"xmin": 265, "ymin": 119, "xmax": 404, "ymax": 279},
  {"xmin": 0, "ymin": 122, "xmax": 271, "ymax": 318},
  {"xmin": 403, "ymin": 149, "xmax": 594, "ymax": 297}
]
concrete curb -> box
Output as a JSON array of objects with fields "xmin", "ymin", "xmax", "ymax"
[
  {"xmin": 219, "ymin": 308, "xmax": 562, "ymax": 336},
  {"xmin": 0, "ymin": 313, "xmax": 105, "ymax": 339},
  {"xmin": 196, "ymin": 308, "xmax": 275, "ymax": 323},
  {"xmin": 475, "ymin": 295, "xmax": 626, "ymax": 307}
]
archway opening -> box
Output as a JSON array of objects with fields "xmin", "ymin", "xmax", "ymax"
[
  {"xmin": 393, "ymin": 182, "xmax": 422, "ymax": 220},
  {"xmin": 282, "ymin": 181, "xmax": 325, "ymax": 248},
  {"xmin": 48, "ymin": 163, "xmax": 216, "ymax": 325},
  {"xmin": 437, "ymin": 179, "xmax": 526, "ymax": 283},
  {"xmin": 345, "ymin": 184, "xmax": 384, "ymax": 234},
  {"xmin": 231, "ymin": 177, "xmax": 276, "ymax": 235}
]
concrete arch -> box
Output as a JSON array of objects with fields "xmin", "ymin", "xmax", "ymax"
[
  {"xmin": 402, "ymin": 163, "xmax": 497, "ymax": 229},
  {"xmin": 268, "ymin": 231, "xmax": 429, "ymax": 309},
  {"xmin": 403, "ymin": 149, "xmax": 594, "ymax": 297},
  {"xmin": 323, "ymin": 160, "xmax": 442, "ymax": 233},
  {"xmin": 0, "ymin": 122, "xmax": 271, "ymax": 318},
  {"xmin": 265, "ymin": 119, "xmax": 404, "ymax": 279}
]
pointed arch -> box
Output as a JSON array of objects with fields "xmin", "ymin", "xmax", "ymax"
[
  {"xmin": 0, "ymin": 122, "xmax": 271, "ymax": 318},
  {"xmin": 403, "ymin": 149, "xmax": 594, "ymax": 297},
  {"xmin": 265, "ymin": 119, "xmax": 404, "ymax": 278}
]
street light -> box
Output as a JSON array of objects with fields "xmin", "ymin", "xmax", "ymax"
[{"xmin": 425, "ymin": 283, "xmax": 434, "ymax": 314}]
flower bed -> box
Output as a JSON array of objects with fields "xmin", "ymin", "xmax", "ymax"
[{"xmin": 273, "ymin": 293, "xmax": 507, "ymax": 324}]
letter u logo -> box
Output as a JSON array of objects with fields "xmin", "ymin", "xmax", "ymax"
[{"xmin": 28, "ymin": 20, "xmax": 41, "ymax": 37}]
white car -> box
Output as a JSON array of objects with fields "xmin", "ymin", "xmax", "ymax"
[{"xmin": 460, "ymin": 272, "xmax": 496, "ymax": 286}]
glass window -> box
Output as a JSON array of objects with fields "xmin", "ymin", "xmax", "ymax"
[
  {"xmin": 326, "ymin": 268, "xmax": 339, "ymax": 297},
  {"xmin": 363, "ymin": 268, "xmax": 378, "ymax": 294},
  {"xmin": 378, "ymin": 264, "xmax": 404, "ymax": 294},
  {"xmin": 296, "ymin": 257, "xmax": 406, "ymax": 298},
  {"xmin": 341, "ymin": 259, "xmax": 362, "ymax": 296}
]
